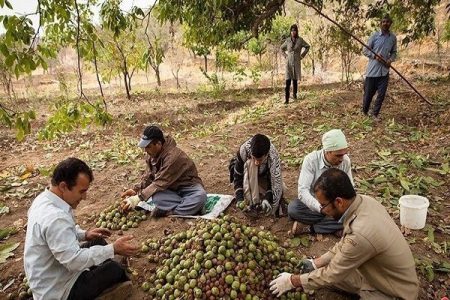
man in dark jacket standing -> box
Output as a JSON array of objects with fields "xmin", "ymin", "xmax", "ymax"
[{"xmin": 121, "ymin": 125, "xmax": 207, "ymax": 217}]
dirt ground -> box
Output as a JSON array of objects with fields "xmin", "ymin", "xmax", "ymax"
[{"xmin": 0, "ymin": 67, "xmax": 449, "ymax": 300}]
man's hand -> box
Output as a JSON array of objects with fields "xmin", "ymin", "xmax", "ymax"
[
  {"xmin": 299, "ymin": 258, "xmax": 317, "ymax": 274},
  {"xmin": 121, "ymin": 189, "xmax": 136, "ymax": 198},
  {"xmin": 261, "ymin": 199, "xmax": 272, "ymax": 214},
  {"xmin": 85, "ymin": 228, "xmax": 111, "ymax": 241},
  {"xmin": 269, "ymin": 272, "xmax": 295, "ymax": 297},
  {"xmin": 374, "ymin": 52, "xmax": 384, "ymax": 62},
  {"xmin": 385, "ymin": 59, "xmax": 392, "ymax": 67},
  {"xmin": 120, "ymin": 195, "xmax": 140, "ymax": 212},
  {"xmin": 113, "ymin": 235, "xmax": 139, "ymax": 257}
]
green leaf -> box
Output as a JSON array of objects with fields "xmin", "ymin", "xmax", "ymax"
[
  {"xmin": 0, "ymin": 242, "xmax": 19, "ymax": 263},
  {"xmin": 0, "ymin": 227, "xmax": 17, "ymax": 240},
  {"xmin": 427, "ymin": 228, "xmax": 435, "ymax": 243},
  {"xmin": 0, "ymin": 43, "xmax": 8, "ymax": 56},
  {"xmin": 5, "ymin": 54, "xmax": 14, "ymax": 67},
  {"xmin": 425, "ymin": 265, "xmax": 434, "ymax": 281},
  {"xmin": 0, "ymin": 203, "xmax": 9, "ymax": 215},
  {"xmin": 4, "ymin": 0, "xmax": 12, "ymax": 9},
  {"xmin": 399, "ymin": 178, "xmax": 410, "ymax": 191}
]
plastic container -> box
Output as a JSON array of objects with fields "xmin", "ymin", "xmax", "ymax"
[{"xmin": 398, "ymin": 195, "xmax": 429, "ymax": 230}]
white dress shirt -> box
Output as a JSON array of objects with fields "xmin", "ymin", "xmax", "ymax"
[
  {"xmin": 297, "ymin": 150, "xmax": 354, "ymax": 213},
  {"xmin": 24, "ymin": 189, "xmax": 114, "ymax": 300}
]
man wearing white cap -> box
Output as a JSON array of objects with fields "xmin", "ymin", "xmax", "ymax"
[
  {"xmin": 120, "ymin": 125, "xmax": 207, "ymax": 217},
  {"xmin": 288, "ymin": 129, "xmax": 354, "ymax": 236}
]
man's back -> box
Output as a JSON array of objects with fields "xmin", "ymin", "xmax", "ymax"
[
  {"xmin": 349, "ymin": 195, "xmax": 419, "ymax": 298},
  {"xmin": 25, "ymin": 190, "xmax": 82, "ymax": 300}
]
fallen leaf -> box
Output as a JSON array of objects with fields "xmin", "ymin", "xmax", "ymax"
[{"xmin": 0, "ymin": 242, "xmax": 20, "ymax": 263}]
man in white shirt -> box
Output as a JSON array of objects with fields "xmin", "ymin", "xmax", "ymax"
[
  {"xmin": 288, "ymin": 129, "xmax": 354, "ymax": 236},
  {"xmin": 24, "ymin": 157, "xmax": 138, "ymax": 300}
]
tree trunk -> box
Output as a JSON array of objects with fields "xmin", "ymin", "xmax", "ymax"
[
  {"xmin": 92, "ymin": 42, "xmax": 105, "ymax": 101},
  {"xmin": 204, "ymin": 55, "xmax": 208, "ymax": 73},
  {"xmin": 123, "ymin": 71, "xmax": 131, "ymax": 100},
  {"xmin": 155, "ymin": 67, "xmax": 161, "ymax": 86}
]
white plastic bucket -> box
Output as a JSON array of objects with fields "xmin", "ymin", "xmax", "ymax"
[{"xmin": 398, "ymin": 195, "xmax": 429, "ymax": 230}]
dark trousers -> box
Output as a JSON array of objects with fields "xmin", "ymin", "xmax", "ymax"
[
  {"xmin": 67, "ymin": 238, "xmax": 128, "ymax": 300},
  {"xmin": 362, "ymin": 75, "xmax": 389, "ymax": 117},
  {"xmin": 288, "ymin": 199, "xmax": 343, "ymax": 234},
  {"xmin": 285, "ymin": 79, "xmax": 298, "ymax": 103}
]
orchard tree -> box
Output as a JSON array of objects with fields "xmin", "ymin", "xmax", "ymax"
[
  {"xmin": 327, "ymin": 3, "xmax": 368, "ymax": 83},
  {"xmin": 100, "ymin": 0, "xmax": 146, "ymax": 99},
  {"xmin": 142, "ymin": 11, "xmax": 170, "ymax": 87}
]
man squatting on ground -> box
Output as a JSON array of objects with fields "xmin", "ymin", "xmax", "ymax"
[
  {"xmin": 288, "ymin": 129, "xmax": 353, "ymax": 236},
  {"xmin": 24, "ymin": 158, "xmax": 138, "ymax": 300},
  {"xmin": 229, "ymin": 134, "xmax": 286, "ymax": 217},
  {"xmin": 271, "ymin": 168, "xmax": 419, "ymax": 300},
  {"xmin": 121, "ymin": 125, "xmax": 207, "ymax": 217}
]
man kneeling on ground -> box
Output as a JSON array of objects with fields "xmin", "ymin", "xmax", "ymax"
[
  {"xmin": 229, "ymin": 134, "xmax": 286, "ymax": 217},
  {"xmin": 121, "ymin": 125, "xmax": 207, "ymax": 217},
  {"xmin": 288, "ymin": 129, "xmax": 353, "ymax": 236},
  {"xmin": 24, "ymin": 157, "xmax": 138, "ymax": 300},
  {"xmin": 270, "ymin": 168, "xmax": 419, "ymax": 299}
]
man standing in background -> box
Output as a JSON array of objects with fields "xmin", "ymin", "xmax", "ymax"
[
  {"xmin": 362, "ymin": 15, "xmax": 397, "ymax": 121},
  {"xmin": 281, "ymin": 24, "xmax": 310, "ymax": 105}
]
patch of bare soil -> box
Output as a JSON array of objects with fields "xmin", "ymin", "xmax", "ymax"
[{"xmin": 0, "ymin": 77, "xmax": 449, "ymax": 299}]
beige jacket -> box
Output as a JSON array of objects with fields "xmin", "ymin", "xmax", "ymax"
[
  {"xmin": 136, "ymin": 135, "xmax": 203, "ymax": 199},
  {"xmin": 300, "ymin": 195, "xmax": 419, "ymax": 299}
]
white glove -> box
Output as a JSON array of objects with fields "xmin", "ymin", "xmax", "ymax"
[
  {"xmin": 122, "ymin": 195, "xmax": 140, "ymax": 210},
  {"xmin": 269, "ymin": 272, "xmax": 294, "ymax": 297},
  {"xmin": 261, "ymin": 199, "xmax": 272, "ymax": 213}
]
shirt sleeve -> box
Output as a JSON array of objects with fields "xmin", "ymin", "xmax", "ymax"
[
  {"xmin": 300, "ymin": 37, "xmax": 310, "ymax": 58},
  {"xmin": 75, "ymin": 225, "xmax": 86, "ymax": 241},
  {"xmin": 343, "ymin": 156, "xmax": 354, "ymax": 186},
  {"xmin": 300, "ymin": 232, "xmax": 376, "ymax": 291},
  {"xmin": 280, "ymin": 39, "xmax": 288, "ymax": 53},
  {"xmin": 44, "ymin": 215, "xmax": 114, "ymax": 272},
  {"xmin": 140, "ymin": 153, "xmax": 186, "ymax": 199},
  {"xmin": 389, "ymin": 35, "xmax": 397, "ymax": 61},
  {"xmin": 233, "ymin": 147, "xmax": 246, "ymax": 201},
  {"xmin": 297, "ymin": 156, "xmax": 321, "ymax": 213},
  {"xmin": 363, "ymin": 34, "xmax": 375, "ymax": 59}
]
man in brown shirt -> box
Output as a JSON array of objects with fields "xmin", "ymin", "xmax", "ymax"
[
  {"xmin": 270, "ymin": 168, "xmax": 419, "ymax": 299},
  {"xmin": 121, "ymin": 125, "xmax": 206, "ymax": 217}
]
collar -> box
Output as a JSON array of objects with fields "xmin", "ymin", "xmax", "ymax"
[
  {"xmin": 338, "ymin": 206, "xmax": 350, "ymax": 223},
  {"xmin": 378, "ymin": 31, "xmax": 391, "ymax": 37},
  {"xmin": 43, "ymin": 189, "xmax": 72, "ymax": 213},
  {"xmin": 342, "ymin": 195, "xmax": 363, "ymax": 228},
  {"xmin": 319, "ymin": 150, "xmax": 332, "ymax": 169}
]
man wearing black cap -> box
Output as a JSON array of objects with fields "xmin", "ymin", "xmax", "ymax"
[
  {"xmin": 121, "ymin": 125, "xmax": 207, "ymax": 217},
  {"xmin": 229, "ymin": 134, "xmax": 286, "ymax": 216},
  {"xmin": 280, "ymin": 24, "xmax": 310, "ymax": 104}
]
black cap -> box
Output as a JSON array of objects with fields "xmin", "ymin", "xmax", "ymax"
[{"xmin": 138, "ymin": 125, "xmax": 164, "ymax": 148}]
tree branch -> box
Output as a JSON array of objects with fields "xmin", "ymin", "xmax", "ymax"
[
  {"xmin": 74, "ymin": 0, "xmax": 94, "ymax": 107},
  {"xmin": 0, "ymin": 102, "xmax": 16, "ymax": 117},
  {"xmin": 28, "ymin": 0, "xmax": 42, "ymax": 53},
  {"xmin": 294, "ymin": 0, "xmax": 434, "ymax": 106}
]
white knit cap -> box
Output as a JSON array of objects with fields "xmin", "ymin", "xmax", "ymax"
[{"xmin": 322, "ymin": 129, "xmax": 348, "ymax": 151}]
